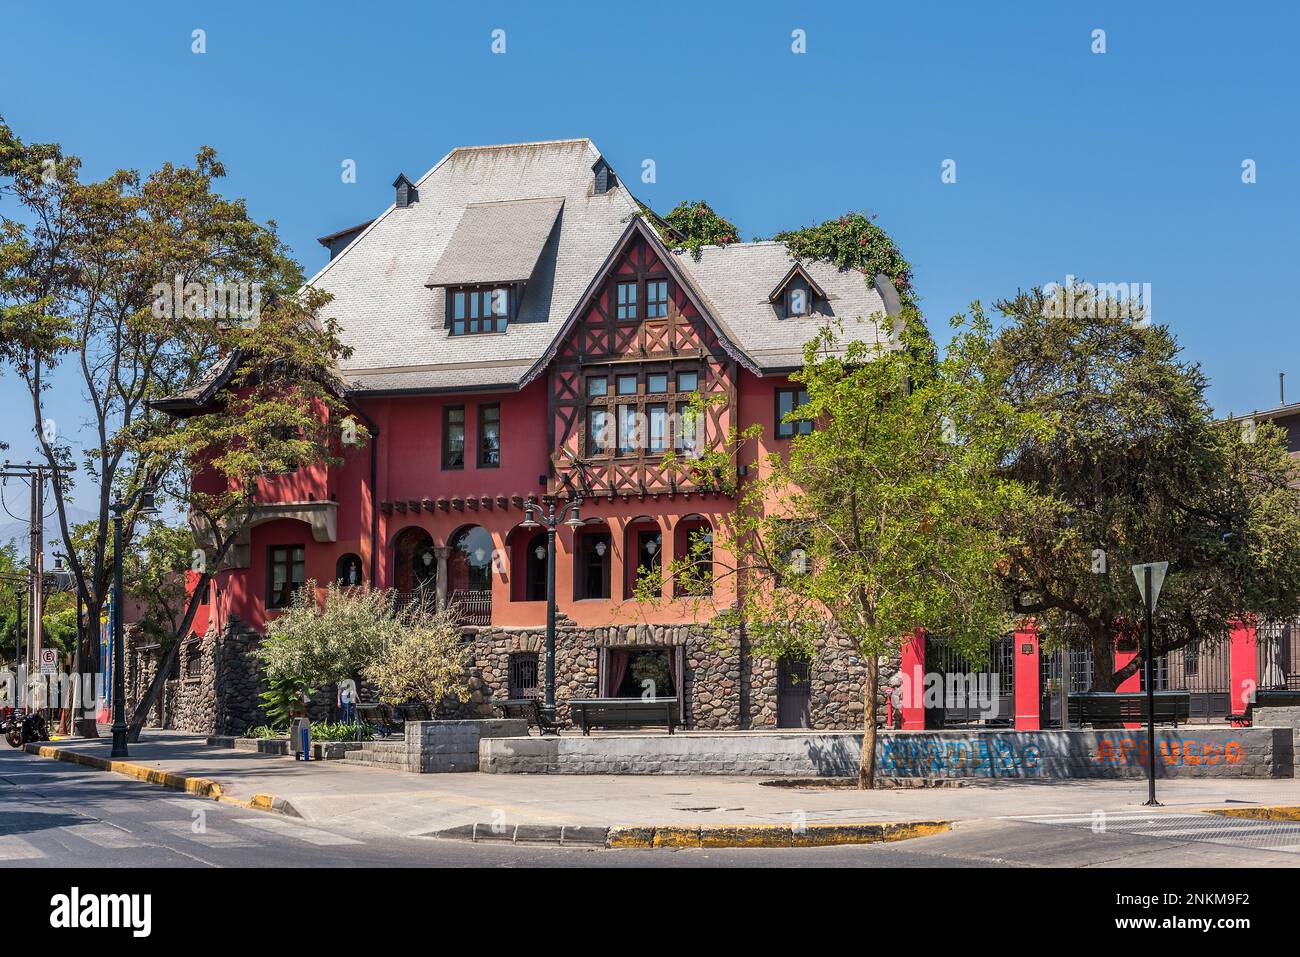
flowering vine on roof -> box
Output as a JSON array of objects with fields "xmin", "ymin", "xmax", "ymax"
[{"xmin": 774, "ymin": 212, "xmax": 915, "ymax": 307}]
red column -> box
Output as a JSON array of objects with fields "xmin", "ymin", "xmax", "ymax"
[
  {"xmin": 900, "ymin": 628, "xmax": 925, "ymax": 730},
  {"xmin": 1114, "ymin": 636, "xmax": 1142, "ymax": 728},
  {"xmin": 1013, "ymin": 619, "xmax": 1041, "ymax": 730},
  {"xmin": 1229, "ymin": 618, "xmax": 1257, "ymax": 726}
]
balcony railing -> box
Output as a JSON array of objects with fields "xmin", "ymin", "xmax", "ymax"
[
  {"xmin": 393, "ymin": 588, "xmax": 492, "ymax": 626},
  {"xmin": 448, "ymin": 589, "xmax": 492, "ymax": 626}
]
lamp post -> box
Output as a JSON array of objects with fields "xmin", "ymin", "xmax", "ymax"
[
  {"xmin": 1132, "ymin": 561, "xmax": 1169, "ymax": 807},
  {"xmin": 519, "ymin": 494, "xmax": 585, "ymax": 732},
  {"xmin": 109, "ymin": 489, "xmax": 157, "ymax": 757}
]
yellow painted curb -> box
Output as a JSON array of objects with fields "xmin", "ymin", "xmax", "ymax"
[
  {"xmin": 607, "ymin": 820, "xmax": 950, "ymax": 849},
  {"xmin": 24, "ymin": 744, "xmax": 288, "ymax": 814},
  {"xmin": 1206, "ymin": 806, "xmax": 1300, "ymax": 822}
]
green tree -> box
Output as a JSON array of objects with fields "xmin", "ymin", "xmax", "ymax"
[
  {"xmin": 990, "ymin": 288, "xmax": 1300, "ymax": 688},
  {"xmin": 0, "ymin": 117, "xmax": 367, "ymax": 738},
  {"xmin": 659, "ymin": 311, "xmax": 1042, "ymax": 787},
  {"xmin": 0, "ymin": 116, "xmax": 302, "ymax": 718}
]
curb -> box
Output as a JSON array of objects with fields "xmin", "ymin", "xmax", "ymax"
[
  {"xmin": 21, "ymin": 744, "xmax": 290, "ymax": 815},
  {"xmin": 429, "ymin": 819, "xmax": 950, "ymax": 849},
  {"xmin": 1205, "ymin": 806, "xmax": 1300, "ymax": 822}
]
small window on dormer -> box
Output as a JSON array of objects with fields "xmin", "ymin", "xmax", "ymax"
[
  {"xmin": 450, "ymin": 286, "xmax": 510, "ymax": 335},
  {"xmin": 769, "ymin": 264, "xmax": 826, "ymax": 320},
  {"xmin": 786, "ymin": 286, "xmax": 811, "ymax": 317}
]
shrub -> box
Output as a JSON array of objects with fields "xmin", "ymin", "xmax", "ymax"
[
  {"xmin": 256, "ymin": 581, "xmax": 402, "ymax": 693},
  {"xmin": 362, "ymin": 604, "xmax": 469, "ymax": 708},
  {"xmin": 306, "ymin": 720, "xmax": 374, "ymax": 742}
]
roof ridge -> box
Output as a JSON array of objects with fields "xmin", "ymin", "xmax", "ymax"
[{"xmin": 448, "ymin": 138, "xmax": 593, "ymax": 153}]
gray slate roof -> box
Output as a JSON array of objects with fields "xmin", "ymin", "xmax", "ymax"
[
  {"xmin": 670, "ymin": 243, "xmax": 894, "ymax": 371},
  {"xmin": 426, "ymin": 197, "xmax": 564, "ymax": 286},
  {"xmin": 307, "ymin": 138, "xmax": 898, "ymax": 394}
]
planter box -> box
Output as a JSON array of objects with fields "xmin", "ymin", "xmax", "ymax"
[{"xmin": 205, "ymin": 735, "xmax": 366, "ymax": 761}]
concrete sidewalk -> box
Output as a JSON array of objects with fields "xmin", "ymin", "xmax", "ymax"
[{"xmin": 21, "ymin": 731, "xmax": 1298, "ymax": 842}]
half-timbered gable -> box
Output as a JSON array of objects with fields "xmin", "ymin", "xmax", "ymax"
[{"xmin": 545, "ymin": 220, "xmax": 745, "ymax": 498}]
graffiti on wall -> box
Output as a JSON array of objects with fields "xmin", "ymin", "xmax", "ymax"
[
  {"xmin": 880, "ymin": 736, "xmax": 1042, "ymax": 777},
  {"xmin": 1092, "ymin": 737, "xmax": 1244, "ymax": 767}
]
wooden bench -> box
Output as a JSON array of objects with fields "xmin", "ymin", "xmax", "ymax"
[
  {"xmin": 1229, "ymin": 688, "xmax": 1300, "ymax": 726},
  {"xmin": 1067, "ymin": 691, "xmax": 1190, "ymax": 728},
  {"xmin": 398, "ymin": 702, "xmax": 431, "ymax": 722},
  {"xmin": 568, "ymin": 698, "xmax": 679, "ymax": 735},
  {"xmin": 493, "ymin": 697, "xmax": 564, "ymax": 736},
  {"xmin": 356, "ymin": 702, "xmax": 402, "ymax": 737}
]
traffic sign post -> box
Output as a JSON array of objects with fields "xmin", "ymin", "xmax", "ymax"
[{"xmin": 1132, "ymin": 561, "xmax": 1169, "ymax": 807}]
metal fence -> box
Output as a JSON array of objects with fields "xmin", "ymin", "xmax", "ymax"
[
  {"xmin": 924, "ymin": 635, "xmax": 1014, "ymax": 727},
  {"xmin": 1257, "ymin": 617, "xmax": 1300, "ymax": 690},
  {"xmin": 1156, "ymin": 637, "xmax": 1231, "ymax": 722},
  {"xmin": 1038, "ymin": 636, "xmax": 1234, "ymax": 724}
]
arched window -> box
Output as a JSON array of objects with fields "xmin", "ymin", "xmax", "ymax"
[
  {"xmin": 573, "ymin": 523, "xmax": 611, "ymax": 600},
  {"xmin": 524, "ymin": 532, "xmax": 548, "ymax": 601},
  {"xmin": 392, "ymin": 527, "xmax": 435, "ymax": 593},
  {"xmin": 449, "ymin": 525, "xmax": 494, "ymax": 594},
  {"xmin": 335, "ymin": 552, "xmax": 364, "ymax": 587},
  {"xmin": 674, "ymin": 517, "xmax": 713, "ymax": 597},
  {"xmin": 623, "ymin": 517, "xmax": 662, "ymax": 599}
]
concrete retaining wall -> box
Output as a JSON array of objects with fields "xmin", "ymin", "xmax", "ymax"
[
  {"xmin": 206, "ymin": 736, "xmax": 364, "ymax": 761},
  {"xmin": 1252, "ymin": 705, "xmax": 1300, "ymax": 758},
  {"xmin": 406, "ymin": 719, "xmax": 527, "ymax": 772},
  {"xmin": 344, "ymin": 719, "xmax": 529, "ymax": 772},
  {"xmin": 479, "ymin": 728, "xmax": 1294, "ymax": 779}
]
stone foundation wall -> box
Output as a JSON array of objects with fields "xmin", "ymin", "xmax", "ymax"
[
  {"xmin": 481, "ymin": 727, "xmax": 1295, "ymax": 778},
  {"xmin": 131, "ymin": 611, "xmax": 891, "ymax": 736},
  {"xmin": 463, "ymin": 616, "xmax": 883, "ymax": 731}
]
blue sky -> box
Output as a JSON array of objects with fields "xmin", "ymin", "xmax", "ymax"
[{"xmin": 1, "ymin": 0, "xmax": 1297, "ymax": 507}]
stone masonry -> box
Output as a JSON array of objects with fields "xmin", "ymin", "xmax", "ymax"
[{"xmin": 129, "ymin": 611, "xmax": 892, "ymax": 735}]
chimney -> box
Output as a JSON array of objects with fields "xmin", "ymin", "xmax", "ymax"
[
  {"xmin": 592, "ymin": 158, "xmax": 615, "ymax": 195},
  {"xmin": 393, "ymin": 173, "xmax": 418, "ymax": 209}
]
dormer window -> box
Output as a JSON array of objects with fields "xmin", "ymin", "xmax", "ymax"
[
  {"xmin": 786, "ymin": 286, "xmax": 811, "ymax": 317},
  {"xmin": 449, "ymin": 286, "xmax": 511, "ymax": 335},
  {"xmin": 768, "ymin": 263, "xmax": 828, "ymax": 320}
]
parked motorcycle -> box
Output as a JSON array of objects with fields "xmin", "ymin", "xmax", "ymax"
[{"xmin": 2, "ymin": 709, "xmax": 50, "ymax": 748}]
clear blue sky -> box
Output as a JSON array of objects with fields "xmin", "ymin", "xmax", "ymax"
[{"xmin": 2, "ymin": 0, "xmax": 1297, "ymax": 504}]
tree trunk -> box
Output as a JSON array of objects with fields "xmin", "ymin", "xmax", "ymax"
[
  {"xmin": 1090, "ymin": 625, "xmax": 1117, "ymax": 692},
  {"xmin": 858, "ymin": 654, "xmax": 879, "ymax": 789},
  {"xmin": 127, "ymin": 570, "xmax": 214, "ymax": 742}
]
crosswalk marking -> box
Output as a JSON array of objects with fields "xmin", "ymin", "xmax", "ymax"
[
  {"xmin": 151, "ymin": 820, "xmax": 255, "ymax": 847},
  {"xmin": 0, "ymin": 835, "xmax": 46, "ymax": 861},
  {"xmin": 62, "ymin": 823, "xmax": 139, "ymax": 849},
  {"xmin": 233, "ymin": 817, "xmax": 362, "ymax": 846},
  {"xmin": 1016, "ymin": 811, "xmax": 1300, "ymax": 853}
]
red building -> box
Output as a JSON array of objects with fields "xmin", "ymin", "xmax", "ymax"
[{"xmin": 161, "ymin": 139, "xmax": 904, "ymax": 733}]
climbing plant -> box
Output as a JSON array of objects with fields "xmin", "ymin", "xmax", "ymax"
[
  {"xmin": 774, "ymin": 212, "xmax": 915, "ymax": 307},
  {"xmin": 641, "ymin": 199, "xmax": 740, "ymax": 259}
]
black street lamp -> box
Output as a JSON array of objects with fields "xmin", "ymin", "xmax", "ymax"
[
  {"xmin": 109, "ymin": 489, "xmax": 157, "ymax": 757},
  {"xmin": 519, "ymin": 494, "xmax": 585, "ymax": 732}
]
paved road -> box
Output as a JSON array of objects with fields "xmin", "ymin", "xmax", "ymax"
[{"xmin": 2, "ymin": 748, "xmax": 1298, "ymax": 867}]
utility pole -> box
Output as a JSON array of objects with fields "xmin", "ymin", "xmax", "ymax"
[
  {"xmin": 2, "ymin": 461, "xmax": 67, "ymax": 712},
  {"xmin": 29, "ymin": 464, "xmax": 44, "ymax": 681}
]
